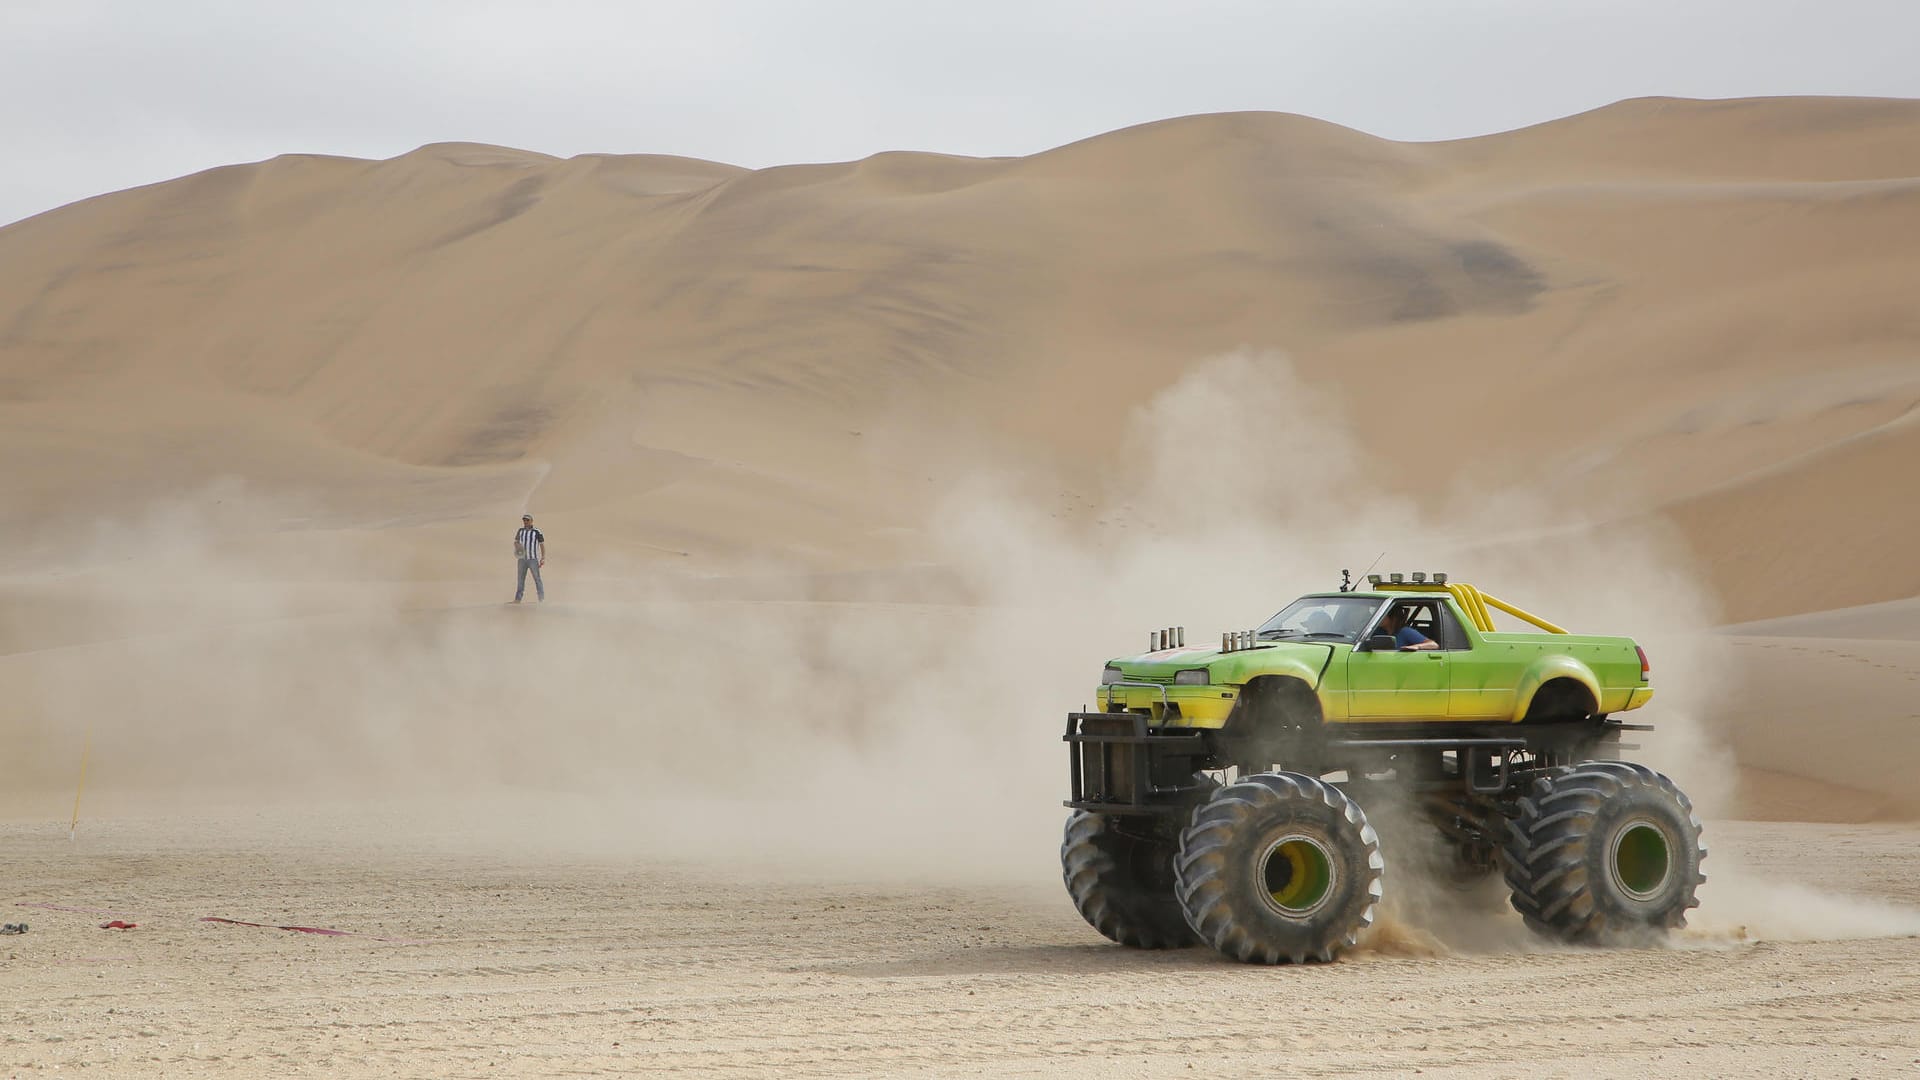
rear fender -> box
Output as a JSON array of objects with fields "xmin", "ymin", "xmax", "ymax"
[{"xmin": 1514, "ymin": 657, "xmax": 1601, "ymax": 722}]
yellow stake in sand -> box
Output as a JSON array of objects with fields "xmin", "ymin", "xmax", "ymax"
[{"xmin": 70, "ymin": 725, "xmax": 92, "ymax": 841}]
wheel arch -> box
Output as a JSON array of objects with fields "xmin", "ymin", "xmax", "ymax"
[
  {"xmin": 1516, "ymin": 660, "xmax": 1601, "ymax": 723},
  {"xmin": 1229, "ymin": 674, "xmax": 1325, "ymax": 729}
]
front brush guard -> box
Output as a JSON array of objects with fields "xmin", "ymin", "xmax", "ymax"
[{"xmin": 1064, "ymin": 712, "xmax": 1213, "ymax": 815}]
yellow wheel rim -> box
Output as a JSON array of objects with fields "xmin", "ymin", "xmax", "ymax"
[
  {"xmin": 1261, "ymin": 836, "xmax": 1335, "ymax": 916},
  {"xmin": 1610, "ymin": 821, "xmax": 1673, "ymax": 900}
]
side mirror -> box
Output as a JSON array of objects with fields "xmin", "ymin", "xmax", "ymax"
[{"xmin": 1361, "ymin": 634, "xmax": 1396, "ymax": 653}]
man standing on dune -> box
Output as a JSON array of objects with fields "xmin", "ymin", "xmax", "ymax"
[{"xmin": 513, "ymin": 513, "xmax": 546, "ymax": 603}]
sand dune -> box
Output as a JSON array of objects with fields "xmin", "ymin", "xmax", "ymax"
[
  {"xmin": 4, "ymin": 98, "xmax": 1917, "ymax": 596},
  {"xmin": 6, "ymin": 93, "xmax": 1920, "ymax": 1077}
]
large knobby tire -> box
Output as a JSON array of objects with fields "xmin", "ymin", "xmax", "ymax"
[
  {"xmin": 1062, "ymin": 812, "xmax": 1195, "ymax": 949},
  {"xmin": 1502, "ymin": 761, "xmax": 1706, "ymax": 944},
  {"xmin": 1173, "ymin": 772, "xmax": 1384, "ymax": 964}
]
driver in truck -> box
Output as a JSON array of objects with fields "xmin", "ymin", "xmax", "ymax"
[{"xmin": 1380, "ymin": 605, "xmax": 1438, "ymax": 651}]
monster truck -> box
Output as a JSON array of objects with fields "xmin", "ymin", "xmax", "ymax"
[{"xmin": 1062, "ymin": 572, "xmax": 1705, "ymax": 964}]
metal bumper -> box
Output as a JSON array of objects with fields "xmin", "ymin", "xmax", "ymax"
[
  {"xmin": 1095, "ymin": 682, "xmax": 1237, "ymax": 726},
  {"xmin": 1064, "ymin": 712, "xmax": 1213, "ymax": 815}
]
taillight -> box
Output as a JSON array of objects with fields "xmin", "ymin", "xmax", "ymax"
[{"xmin": 1635, "ymin": 646, "xmax": 1651, "ymax": 682}]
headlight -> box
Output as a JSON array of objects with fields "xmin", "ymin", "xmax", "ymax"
[
  {"xmin": 1101, "ymin": 666, "xmax": 1123, "ymax": 685},
  {"xmin": 1173, "ymin": 668, "xmax": 1212, "ymax": 686}
]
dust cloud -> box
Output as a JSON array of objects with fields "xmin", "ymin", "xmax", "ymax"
[
  {"xmin": 1690, "ymin": 872, "xmax": 1920, "ymax": 943},
  {"xmin": 8, "ymin": 351, "xmax": 1915, "ymax": 948}
]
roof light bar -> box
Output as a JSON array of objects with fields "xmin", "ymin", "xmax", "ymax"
[{"xmin": 1368, "ymin": 570, "xmax": 1452, "ymax": 587}]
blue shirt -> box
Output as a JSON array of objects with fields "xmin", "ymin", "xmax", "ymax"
[{"xmin": 1394, "ymin": 626, "xmax": 1430, "ymax": 648}]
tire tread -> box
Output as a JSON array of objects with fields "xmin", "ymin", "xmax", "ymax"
[
  {"xmin": 1173, "ymin": 772, "xmax": 1382, "ymax": 965},
  {"xmin": 1501, "ymin": 762, "xmax": 1706, "ymax": 944}
]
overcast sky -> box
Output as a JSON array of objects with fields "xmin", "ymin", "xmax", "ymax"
[{"xmin": 4, "ymin": 0, "xmax": 1917, "ymax": 226}]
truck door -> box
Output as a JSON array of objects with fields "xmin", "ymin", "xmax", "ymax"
[{"xmin": 1347, "ymin": 599, "xmax": 1450, "ymax": 719}]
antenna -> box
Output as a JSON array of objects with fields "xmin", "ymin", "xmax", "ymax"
[{"xmin": 1357, "ymin": 551, "xmax": 1385, "ymax": 583}]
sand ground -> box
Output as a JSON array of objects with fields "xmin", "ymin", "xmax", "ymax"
[{"xmin": 4, "ymin": 812, "xmax": 1919, "ymax": 1079}]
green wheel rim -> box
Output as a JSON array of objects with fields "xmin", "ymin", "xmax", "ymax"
[
  {"xmin": 1260, "ymin": 835, "xmax": 1335, "ymax": 916},
  {"xmin": 1610, "ymin": 821, "xmax": 1672, "ymax": 900}
]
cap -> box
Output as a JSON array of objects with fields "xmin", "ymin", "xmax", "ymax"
[{"xmin": 521, "ymin": 514, "xmax": 533, "ymax": 521}]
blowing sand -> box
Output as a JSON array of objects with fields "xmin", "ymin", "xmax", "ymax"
[{"xmin": 5, "ymin": 95, "xmax": 1920, "ymax": 1076}]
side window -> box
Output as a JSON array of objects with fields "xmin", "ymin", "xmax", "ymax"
[
  {"xmin": 1404, "ymin": 602, "xmax": 1439, "ymax": 640},
  {"xmin": 1371, "ymin": 600, "xmax": 1424, "ymax": 645},
  {"xmin": 1365, "ymin": 603, "xmax": 1401, "ymax": 644},
  {"xmin": 1386, "ymin": 600, "xmax": 1466, "ymax": 650}
]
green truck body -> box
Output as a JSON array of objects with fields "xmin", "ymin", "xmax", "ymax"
[{"xmin": 1096, "ymin": 588, "xmax": 1652, "ymax": 729}]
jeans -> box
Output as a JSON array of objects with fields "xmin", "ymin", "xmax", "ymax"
[{"xmin": 515, "ymin": 558, "xmax": 545, "ymax": 602}]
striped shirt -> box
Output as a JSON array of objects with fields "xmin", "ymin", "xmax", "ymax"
[{"xmin": 515, "ymin": 525, "xmax": 544, "ymax": 561}]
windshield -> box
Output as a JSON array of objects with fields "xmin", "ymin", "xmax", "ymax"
[{"xmin": 1257, "ymin": 596, "xmax": 1383, "ymax": 643}]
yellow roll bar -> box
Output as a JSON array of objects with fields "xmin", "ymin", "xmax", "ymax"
[
  {"xmin": 1478, "ymin": 592, "xmax": 1568, "ymax": 634},
  {"xmin": 1448, "ymin": 584, "xmax": 1567, "ymax": 634},
  {"xmin": 1374, "ymin": 580, "xmax": 1567, "ymax": 634},
  {"xmin": 1448, "ymin": 584, "xmax": 1496, "ymax": 633}
]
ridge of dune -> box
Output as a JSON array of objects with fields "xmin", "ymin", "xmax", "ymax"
[
  {"xmin": 1028, "ymin": 109, "xmax": 1434, "ymax": 184},
  {"xmin": 401, "ymin": 142, "xmax": 563, "ymax": 166},
  {"xmin": 1670, "ymin": 404, "xmax": 1920, "ymax": 622},
  {"xmin": 1725, "ymin": 594, "xmax": 1920, "ymax": 641},
  {"xmin": 1431, "ymin": 94, "xmax": 1920, "ymax": 181}
]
